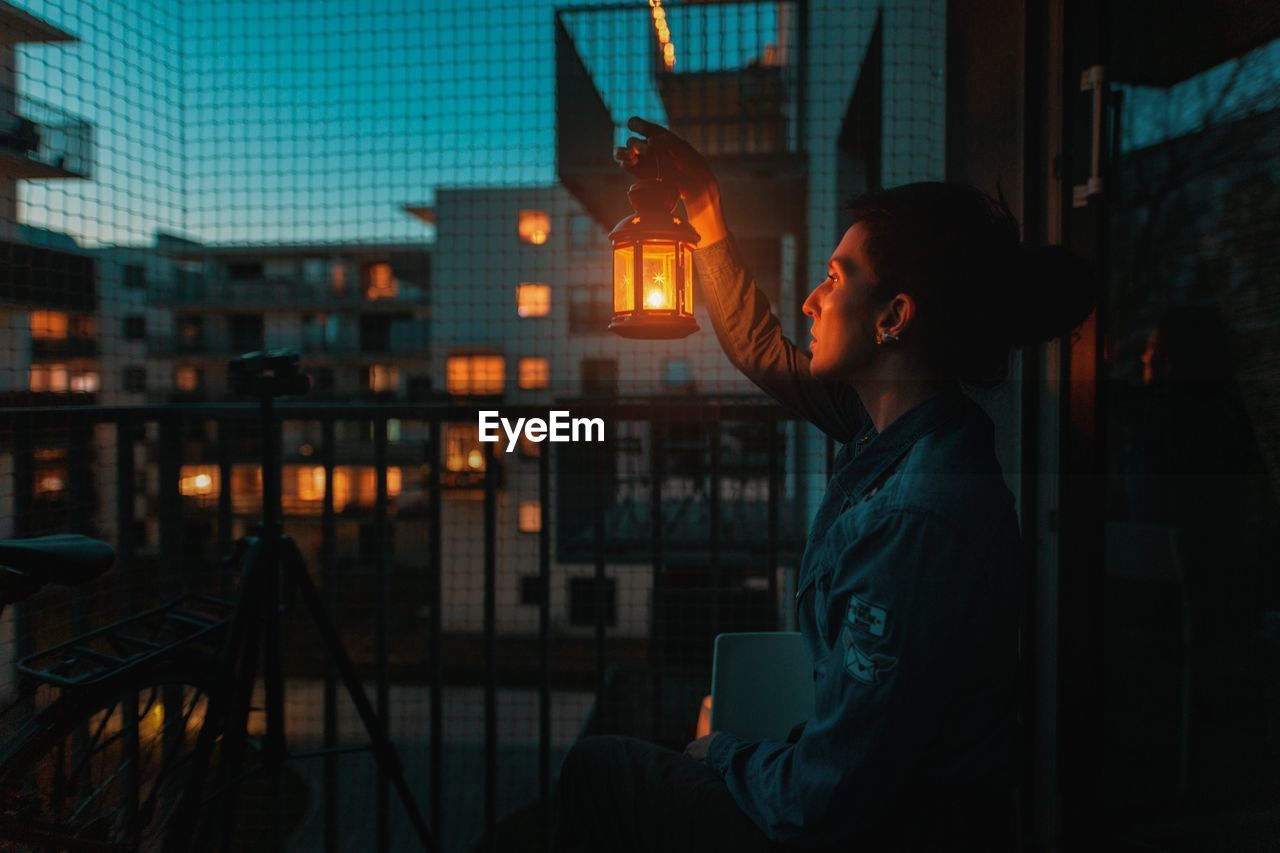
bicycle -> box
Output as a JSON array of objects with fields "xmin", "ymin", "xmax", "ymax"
[{"xmin": 0, "ymin": 350, "xmax": 437, "ymax": 852}]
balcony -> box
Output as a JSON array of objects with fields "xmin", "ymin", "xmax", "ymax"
[
  {"xmin": 31, "ymin": 336, "xmax": 97, "ymax": 359},
  {"xmin": 555, "ymin": 1, "xmax": 805, "ymax": 235},
  {"xmin": 147, "ymin": 336, "xmax": 430, "ymax": 360},
  {"xmin": 0, "ymin": 397, "xmax": 809, "ymax": 849},
  {"xmin": 0, "ymin": 89, "xmax": 92, "ymax": 180},
  {"xmin": 149, "ymin": 273, "xmax": 429, "ymax": 312},
  {"xmin": 0, "ymin": 240, "xmax": 95, "ymax": 311}
]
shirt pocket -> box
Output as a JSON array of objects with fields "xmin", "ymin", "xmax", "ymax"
[{"xmin": 797, "ymin": 561, "xmax": 836, "ymax": 645}]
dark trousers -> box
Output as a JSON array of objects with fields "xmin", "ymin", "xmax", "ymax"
[
  {"xmin": 552, "ymin": 735, "xmax": 1018, "ymax": 852},
  {"xmin": 552, "ymin": 735, "xmax": 774, "ymax": 853}
]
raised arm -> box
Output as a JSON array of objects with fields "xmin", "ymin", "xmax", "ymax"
[{"xmin": 618, "ymin": 118, "xmax": 866, "ymax": 441}]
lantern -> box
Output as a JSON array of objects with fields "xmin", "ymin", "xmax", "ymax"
[{"xmin": 608, "ymin": 177, "xmax": 699, "ymax": 339}]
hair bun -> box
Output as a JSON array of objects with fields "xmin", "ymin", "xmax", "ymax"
[{"xmin": 1005, "ymin": 244, "xmax": 1096, "ymax": 348}]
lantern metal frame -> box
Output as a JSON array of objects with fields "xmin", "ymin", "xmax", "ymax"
[{"xmin": 607, "ymin": 177, "xmax": 700, "ymax": 339}]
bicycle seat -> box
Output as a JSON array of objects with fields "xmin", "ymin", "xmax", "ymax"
[{"xmin": 0, "ymin": 535, "xmax": 115, "ymax": 586}]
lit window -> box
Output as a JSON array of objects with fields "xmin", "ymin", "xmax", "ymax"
[
  {"xmin": 445, "ymin": 424, "xmax": 485, "ymax": 472},
  {"xmin": 34, "ymin": 470, "xmax": 66, "ymax": 498},
  {"xmin": 518, "ymin": 500, "xmax": 542, "ymax": 533},
  {"xmin": 446, "ymin": 355, "xmax": 504, "ymax": 395},
  {"xmin": 231, "ymin": 465, "xmax": 263, "ymax": 513},
  {"xmin": 364, "ymin": 263, "xmax": 398, "ymax": 300},
  {"xmin": 369, "ymin": 364, "xmax": 399, "ymax": 393},
  {"xmin": 296, "ymin": 466, "xmax": 326, "ymax": 501},
  {"xmin": 331, "ymin": 263, "xmax": 348, "ymax": 296},
  {"xmin": 356, "ymin": 466, "xmax": 402, "ymax": 502},
  {"xmin": 70, "ymin": 370, "xmax": 99, "ymax": 393},
  {"xmin": 28, "ymin": 364, "xmax": 68, "ymax": 393},
  {"xmin": 518, "ymin": 357, "xmax": 550, "ymax": 390},
  {"xmin": 30, "ymin": 311, "xmax": 68, "ymax": 340},
  {"xmin": 518, "ymin": 210, "xmax": 551, "ymax": 245},
  {"xmin": 516, "ymin": 283, "xmax": 551, "ymax": 318},
  {"xmin": 179, "ymin": 465, "xmax": 220, "ymax": 497},
  {"xmin": 332, "ymin": 468, "xmax": 351, "ymax": 511},
  {"xmin": 33, "ymin": 448, "xmax": 67, "ymax": 499},
  {"xmin": 175, "ymin": 366, "xmax": 201, "ymax": 392}
]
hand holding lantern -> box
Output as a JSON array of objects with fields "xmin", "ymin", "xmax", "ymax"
[{"xmin": 608, "ymin": 120, "xmax": 702, "ymax": 339}]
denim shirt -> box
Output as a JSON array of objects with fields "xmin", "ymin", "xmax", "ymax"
[{"xmin": 693, "ymin": 236, "xmax": 1021, "ymax": 846}]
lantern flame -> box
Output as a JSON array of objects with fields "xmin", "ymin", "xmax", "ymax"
[{"xmin": 645, "ymin": 289, "xmax": 669, "ymax": 309}]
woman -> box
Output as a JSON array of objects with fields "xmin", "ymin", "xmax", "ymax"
[{"xmin": 553, "ymin": 118, "xmax": 1094, "ymax": 852}]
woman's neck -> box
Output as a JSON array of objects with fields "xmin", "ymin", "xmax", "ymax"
[{"xmin": 853, "ymin": 375, "xmax": 953, "ymax": 434}]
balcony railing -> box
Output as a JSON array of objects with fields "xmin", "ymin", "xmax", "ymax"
[
  {"xmin": 150, "ymin": 275, "xmax": 429, "ymax": 309},
  {"xmin": 0, "ymin": 398, "xmax": 818, "ymax": 850},
  {"xmin": 0, "ymin": 90, "xmax": 93, "ymax": 179},
  {"xmin": 147, "ymin": 336, "xmax": 430, "ymax": 359}
]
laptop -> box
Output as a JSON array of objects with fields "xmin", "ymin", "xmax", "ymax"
[{"xmin": 709, "ymin": 631, "xmax": 816, "ymax": 742}]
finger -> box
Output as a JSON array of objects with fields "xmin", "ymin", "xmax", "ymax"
[
  {"xmin": 624, "ymin": 137, "xmax": 649, "ymax": 154},
  {"xmin": 627, "ymin": 116, "xmax": 669, "ymax": 137},
  {"xmin": 613, "ymin": 146, "xmax": 638, "ymax": 164}
]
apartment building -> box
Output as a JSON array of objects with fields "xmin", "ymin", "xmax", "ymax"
[{"xmin": 0, "ymin": 2, "xmax": 94, "ymax": 541}]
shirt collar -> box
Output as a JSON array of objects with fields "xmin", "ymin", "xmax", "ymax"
[{"xmin": 832, "ymin": 385, "xmax": 966, "ymax": 502}]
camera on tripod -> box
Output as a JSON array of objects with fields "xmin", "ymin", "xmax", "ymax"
[{"xmin": 228, "ymin": 349, "xmax": 311, "ymax": 398}]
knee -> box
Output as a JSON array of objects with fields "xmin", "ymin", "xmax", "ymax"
[{"xmin": 559, "ymin": 735, "xmax": 626, "ymax": 789}]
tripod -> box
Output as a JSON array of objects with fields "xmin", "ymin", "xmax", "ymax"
[{"xmin": 170, "ymin": 350, "xmax": 437, "ymax": 852}]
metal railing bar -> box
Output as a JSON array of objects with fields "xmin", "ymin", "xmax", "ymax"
[
  {"xmin": 482, "ymin": 439, "xmax": 498, "ymax": 852},
  {"xmin": 427, "ymin": 416, "xmax": 444, "ymax": 848},
  {"xmin": 373, "ymin": 415, "xmax": 391, "ymax": 853},
  {"xmin": 321, "ymin": 416, "xmax": 339, "ymax": 853}
]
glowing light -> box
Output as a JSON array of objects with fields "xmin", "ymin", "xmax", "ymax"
[
  {"xmin": 194, "ymin": 474, "xmax": 212, "ymax": 490},
  {"xmin": 650, "ymin": 0, "xmax": 676, "ymax": 69},
  {"xmin": 645, "ymin": 288, "xmax": 669, "ymax": 309},
  {"xmin": 467, "ymin": 449, "xmax": 484, "ymax": 469}
]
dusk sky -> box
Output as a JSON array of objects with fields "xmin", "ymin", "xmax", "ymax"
[
  {"xmin": 13, "ymin": 0, "xmax": 778, "ymax": 248},
  {"xmin": 10, "ymin": 0, "xmax": 1274, "ymax": 249}
]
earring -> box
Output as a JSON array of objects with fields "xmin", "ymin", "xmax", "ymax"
[{"xmin": 876, "ymin": 331, "xmax": 899, "ymax": 345}]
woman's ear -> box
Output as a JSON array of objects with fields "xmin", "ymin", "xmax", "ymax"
[{"xmin": 877, "ymin": 292, "xmax": 916, "ymax": 340}]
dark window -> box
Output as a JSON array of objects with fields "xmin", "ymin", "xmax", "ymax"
[
  {"xmin": 123, "ymin": 264, "xmax": 146, "ymax": 289},
  {"xmin": 358, "ymin": 522, "xmax": 393, "ymax": 560},
  {"xmin": 226, "ymin": 261, "xmax": 263, "ymax": 280},
  {"xmin": 581, "ymin": 358, "xmax": 618, "ymax": 397},
  {"xmin": 407, "ymin": 377, "xmax": 433, "ymax": 401},
  {"xmin": 569, "ymin": 214, "xmax": 598, "ymax": 248},
  {"xmin": 176, "ymin": 315, "xmax": 204, "ymax": 352},
  {"xmin": 519, "ymin": 575, "xmax": 545, "ymax": 606},
  {"xmin": 123, "ymin": 367, "xmax": 147, "ymax": 392},
  {"xmin": 70, "ymin": 314, "xmax": 95, "ymax": 339},
  {"xmin": 360, "ymin": 315, "xmax": 392, "ymax": 352},
  {"xmin": 310, "ymin": 366, "xmax": 335, "ymax": 393},
  {"xmin": 569, "ymin": 577, "xmax": 616, "ymax": 627},
  {"xmin": 123, "ymin": 315, "xmax": 146, "ymax": 340},
  {"xmin": 228, "ymin": 314, "xmax": 264, "ymax": 354},
  {"xmin": 569, "ymin": 285, "xmax": 611, "ymax": 334}
]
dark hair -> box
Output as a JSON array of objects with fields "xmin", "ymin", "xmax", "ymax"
[{"xmin": 847, "ymin": 182, "xmax": 1095, "ymax": 387}]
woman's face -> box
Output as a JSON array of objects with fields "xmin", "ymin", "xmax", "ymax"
[{"xmin": 803, "ymin": 223, "xmax": 881, "ymax": 380}]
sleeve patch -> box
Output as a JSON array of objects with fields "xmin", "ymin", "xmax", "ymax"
[
  {"xmin": 845, "ymin": 594, "xmax": 888, "ymax": 637},
  {"xmin": 843, "ymin": 635, "xmax": 897, "ymax": 685}
]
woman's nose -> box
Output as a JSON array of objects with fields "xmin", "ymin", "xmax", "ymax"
[{"xmin": 802, "ymin": 286, "xmax": 820, "ymax": 318}]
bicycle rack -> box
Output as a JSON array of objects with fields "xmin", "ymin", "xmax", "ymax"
[{"xmin": 18, "ymin": 595, "xmax": 235, "ymax": 688}]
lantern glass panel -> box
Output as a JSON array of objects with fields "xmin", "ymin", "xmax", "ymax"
[
  {"xmin": 613, "ymin": 242, "xmax": 635, "ymax": 313},
  {"xmin": 680, "ymin": 243, "xmax": 693, "ymax": 316},
  {"xmin": 640, "ymin": 242, "xmax": 677, "ymax": 312}
]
